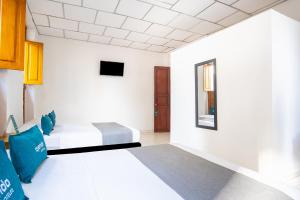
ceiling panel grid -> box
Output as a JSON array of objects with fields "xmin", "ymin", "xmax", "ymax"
[{"xmin": 27, "ymin": 0, "xmax": 286, "ymax": 53}]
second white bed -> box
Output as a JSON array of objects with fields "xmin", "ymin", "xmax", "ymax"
[
  {"xmin": 45, "ymin": 123, "xmax": 140, "ymax": 150},
  {"xmin": 20, "ymin": 122, "xmax": 140, "ymax": 150}
]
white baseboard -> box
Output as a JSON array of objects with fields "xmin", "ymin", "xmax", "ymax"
[{"xmin": 284, "ymin": 169, "xmax": 300, "ymax": 182}]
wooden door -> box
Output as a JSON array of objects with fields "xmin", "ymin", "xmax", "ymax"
[
  {"xmin": 0, "ymin": 0, "xmax": 26, "ymax": 70},
  {"xmin": 154, "ymin": 66, "xmax": 170, "ymax": 132},
  {"xmin": 24, "ymin": 41, "xmax": 44, "ymax": 85}
]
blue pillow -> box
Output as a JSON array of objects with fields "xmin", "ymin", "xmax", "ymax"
[
  {"xmin": 0, "ymin": 141, "xmax": 28, "ymax": 200},
  {"xmin": 48, "ymin": 110, "xmax": 56, "ymax": 127},
  {"xmin": 41, "ymin": 115, "xmax": 53, "ymax": 135},
  {"xmin": 9, "ymin": 125, "xmax": 48, "ymax": 183}
]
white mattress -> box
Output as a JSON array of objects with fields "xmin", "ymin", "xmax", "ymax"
[
  {"xmin": 43, "ymin": 123, "xmax": 102, "ymax": 150},
  {"xmin": 22, "ymin": 150, "xmax": 183, "ymax": 200},
  {"xmin": 20, "ymin": 121, "xmax": 140, "ymax": 150}
]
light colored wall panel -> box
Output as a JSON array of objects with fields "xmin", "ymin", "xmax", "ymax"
[
  {"xmin": 34, "ymin": 36, "xmax": 169, "ymax": 131},
  {"xmin": 171, "ymin": 11, "xmax": 273, "ymax": 172}
]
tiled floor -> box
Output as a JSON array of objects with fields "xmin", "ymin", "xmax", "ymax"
[{"xmin": 140, "ymin": 132, "xmax": 170, "ymax": 146}]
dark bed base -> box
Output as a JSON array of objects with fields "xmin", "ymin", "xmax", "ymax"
[{"xmin": 47, "ymin": 142, "xmax": 142, "ymax": 155}]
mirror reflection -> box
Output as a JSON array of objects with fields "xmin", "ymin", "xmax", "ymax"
[{"xmin": 195, "ymin": 59, "xmax": 217, "ymax": 130}]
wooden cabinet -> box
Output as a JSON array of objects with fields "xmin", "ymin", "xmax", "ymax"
[
  {"xmin": 24, "ymin": 41, "xmax": 43, "ymax": 85},
  {"xmin": 0, "ymin": 0, "xmax": 26, "ymax": 70}
]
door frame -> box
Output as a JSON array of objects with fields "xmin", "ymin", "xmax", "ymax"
[{"xmin": 154, "ymin": 66, "xmax": 170, "ymax": 132}]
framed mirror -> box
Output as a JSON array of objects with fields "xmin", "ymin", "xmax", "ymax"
[{"xmin": 195, "ymin": 59, "xmax": 217, "ymax": 130}]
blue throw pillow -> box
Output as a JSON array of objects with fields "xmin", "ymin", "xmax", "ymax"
[
  {"xmin": 9, "ymin": 125, "xmax": 48, "ymax": 183},
  {"xmin": 48, "ymin": 110, "xmax": 56, "ymax": 127},
  {"xmin": 41, "ymin": 115, "xmax": 53, "ymax": 135},
  {"xmin": 0, "ymin": 141, "xmax": 28, "ymax": 200}
]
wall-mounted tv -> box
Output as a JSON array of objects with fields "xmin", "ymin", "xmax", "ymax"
[{"xmin": 100, "ymin": 61, "xmax": 124, "ymax": 76}]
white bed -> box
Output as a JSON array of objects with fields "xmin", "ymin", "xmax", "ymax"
[
  {"xmin": 20, "ymin": 145, "xmax": 298, "ymax": 200},
  {"xmin": 20, "ymin": 122, "xmax": 140, "ymax": 150},
  {"xmin": 22, "ymin": 149, "xmax": 183, "ymax": 200}
]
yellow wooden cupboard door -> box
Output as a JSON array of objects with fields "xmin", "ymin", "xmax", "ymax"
[
  {"xmin": 24, "ymin": 41, "xmax": 43, "ymax": 85},
  {"xmin": 0, "ymin": 0, "xmax": 26, "ymax": 70}
]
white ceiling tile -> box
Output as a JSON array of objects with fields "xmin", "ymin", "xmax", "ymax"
[
  {"xmin": 145, "ymin": 24, "xmax": 173, "ymax": 37},
  {"xmin": 29, "ymin": 0, "xmax": 267, "ymax": 52},
  {"xmin": 130, "ymin": 42, "xmax": 151, "ymax": 49},
  {"xmin": 197, "ymin": 2, "xmax": 237, "ymax": 22},
  {"xmin": 148, "ymin": 45, "xmax": 168, "ymax": 52},
  {"xmin": 159, "ymin": 0, "xmax": 178, "ymax": 4},
  {"xmin": 190, "ymin": 21, "xmax": 222, "ymax": 34},
  {"xmin": 166, "ymin": 29, "xmax": 193, "ymax": 40},
  {"xmin": 218, "ymin": 11, "xmax": 249, "ymax": 26},
  {"xmin": 127, "ymin": 32, "xmax": 151, "ymax": 42},
  {"xmin": 261, "ymin": 1, "xmax": 287, "ymax": 13},
  {"xmin": 116, "ymin": 0, "xmax": 152, "ymax": 19},
  {"xmin": 49, "ymin": 17, "xmax": 78, "ymax": 31},
  {"xmin": 218, "ymin": 0, "xmax": 239, "ymax": 5},
  {"xmin": 28, "ymin": 0, "xmax": 64, "ymax": 17},
  {"xmin": 32, "ymin": 14, "xmax": 49, "ymax": 26},
  {"xmin": 95, "ymin": 12, "xmax": 126, "ymax": 28},
  {"xmin": 37, "ymin": 26, "xmax": 64, "ymax": 37},
  {"xmin": 83, "ymin": 0, "xmax": 119, "ymax": 12},
  {"xmin": 169, "ymin": 14, "xmax": 202, "ymax": 30},
  {"xmin": 111, "ymin": 38, "xmax": 132, "ymax": 47},
  {"xmin": 144, "ymin": 6, "xmax": 179, "ymax": 25},
  {"xmin": 233, "ymin": 0, "xmax": 279, "ymax": 13},
  {"xmin": 89, "ymin": 35, "xmax": 112, "ymax": 44},
  {"xmin": 56, "ymin": 0, "xmax": 81, "ymax": 6},
  {"xmin": 79, "ymin": 22, "xmax": 105, "ymax": 35},
  {"xmin": 147, "ymin": 37, "xmax": 169, "ymax": 45},
  {"xmin": 184, "ymin": 34, "xmax": 203, "ymax": 42},
  {"xmin": 64, "ymin": 4, "xmax": 97, "ymax": 23},
  {"xmin": 172, "ymin": 0, "xmax": 214, "ymax": 16},
  {"xmin": 165, "ymin": 40, "xmax": 186, "ymax": 48},
  {"xmin": 163, "ymin": 47, "xmax": 175, "ymax": 53},
  {"xmin": 122, "ymin": 18, "xmax": 151, "ymax": 32},
  {"xmin": 104, "ymin": 27, "xmax": 129, "ymax": 39},
  {"xmin": 140, "ymin": 0, "xmax": 172, "ymax": 8},
  {"xmin": 65, "ymin": 30, "xmax": 89, "ymax": 40}
]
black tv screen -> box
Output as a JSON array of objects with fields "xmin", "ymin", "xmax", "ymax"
[{"xmin": 100, "ymin": 61, "xmax": 124, "ymax": 76}]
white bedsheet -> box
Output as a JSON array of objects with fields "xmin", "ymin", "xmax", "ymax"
[
  {"xmin": 20, "ymin": 121, "xmax": 140, "ymax": 150},
  {"xmin": 22, "ymin": 150, "xmax": 183, "ymax": 200},
  {"xmin": 44, "ymin": 123, "xmax": 102, "ymax": 149}
]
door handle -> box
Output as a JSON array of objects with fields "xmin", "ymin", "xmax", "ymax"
[{"xmin": 154, "ymin": 111, "xmax": 159, "ymax": 117}]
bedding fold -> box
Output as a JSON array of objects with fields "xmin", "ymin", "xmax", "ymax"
[
  {"xmin": 92, "ymin": 122, "xmax": 133, "ymax": 145},
  {"xmin": 128, "ymin": 144, "xmax": 292, "ymax": 200}
]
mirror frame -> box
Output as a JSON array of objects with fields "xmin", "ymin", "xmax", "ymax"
[{"xmin": 195, "ymin": 58, "xmax": 218, "ymax": 130}]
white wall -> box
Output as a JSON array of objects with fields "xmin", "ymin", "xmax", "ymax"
[
  {"xmin": 0, "ymin": 70, "xmax": 7, "ymax": 134},
  {"xmin": 171, "ymin": 11, "xmax": 273, "ymax": 171},
  {"xmin": 24, "ymin": 85, "xmax": 35, "ymax": 123},
  {"xmin": 35, "ymin": 36, "xmax": 169, "ymax": 131},
  {"xmin": 170, "ymin": 10, "xmax": 300, "ymax": 179},
  {"xmin": 261, "ymin": 12, "xmax": 300, "ymax": 178},
  {"xmin": 0, "ymin": 70, "xmax": 24, "ymax": 133},
  {"xmin": 6, "ymin": 70, "xmax": 24, "ymax": 129}
]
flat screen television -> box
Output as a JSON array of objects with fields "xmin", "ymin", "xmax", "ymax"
[{"xmin": 100, "ymin": 61, "xmax": 124, "ymax": 76}]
